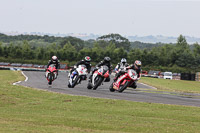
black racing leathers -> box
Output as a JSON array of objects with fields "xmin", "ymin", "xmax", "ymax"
[
  {"xmin": 95, "ymin": 60, "xmax": 112, "ymax": 73},
  {"xmin": 47, "ymin": 60, "xmax": 60, "ymax": 69},
  {"xmin": 89, "ymin": 60, "xmax": 112, "ymax": 82},
  {"xmin": 75, "ymin": 60, "xmax": 91, "ymax": 73}
]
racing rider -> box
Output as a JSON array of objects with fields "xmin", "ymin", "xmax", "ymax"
[
  {"xmin": 114, "ymin": 58, "xmax": 129, "ymax": 81},
  {"xmin": 69, "ymin": 56, "xmax": 92, "ymax": 78},
  {"xmin": 46, "ymin": 56, "xmax": 60, "ymax": 78},
  {"xmin": 88, "ymin": 56, "xmax": 112, "ymax": 82},
  {"xmin": 125, "ymin": 60, "xmax": 142, "ymax": 88}
]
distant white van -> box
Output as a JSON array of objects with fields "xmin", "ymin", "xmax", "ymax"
[{"xmin": 163, "ymin": 72, "xmax": 173, "ymax": 80}]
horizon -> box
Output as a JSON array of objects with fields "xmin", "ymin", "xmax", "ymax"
[
  {"xmin": 1, "ymin": 30, "xmax": 200, "ymax": 44},
  {"xmin": 1, "ymin": 30, "xmax": 200, "ymax": 38},
  {"xmin": 1, "ymin": 0, "xmax": 200, "ymax": 38}
]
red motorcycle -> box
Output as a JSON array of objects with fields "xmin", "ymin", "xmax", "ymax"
[
  {"xmin": 87, "ymin": 66, "xmax": 110, "ymax": 90},
  {"xmin": 46, "ymin": 64, "xmax": 57, "ymax": 85},
  {"xmin": 109, "ymin": 69, "xmax": 138, "ymax": 93}
]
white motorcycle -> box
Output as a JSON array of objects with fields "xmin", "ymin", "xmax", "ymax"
[
  {"xmin": 68, "ymin": 65, "xmax": 88, "ymax": 88},
  {"xmin": 87, "ymin": 66, "xmax": 110, "ymax": 90}
]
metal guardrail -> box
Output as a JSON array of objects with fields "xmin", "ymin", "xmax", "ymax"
[{"xmin": 0, "ymin": 66, "xmax": 68, "ymax": 72}]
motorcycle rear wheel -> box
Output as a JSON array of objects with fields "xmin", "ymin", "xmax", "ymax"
[{"xmin": 109, "ymin": 82, "xmax": 115, "ymax": 92}]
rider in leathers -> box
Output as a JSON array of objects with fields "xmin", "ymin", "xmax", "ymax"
[
  {"xmin": 114, "ymin": 58, "xmax": 129, "ymax": 81},
  {"xmin": 46, "ymin": 56, "xmax": 60, "ymax": 78},
  {"xmin": 88, "ymin": 57, "xmax": 112, "ymax": 82},
  {"xmin": 47, "ymin": 56, "xmax": 60, "ymax": 70},
  {"xmin": 125, "ymin": 60, "xmax": 142, "ymax": 88},
  {"xmin": 69, "ymin": 56, "xmax": 92, "ymax": 77}
]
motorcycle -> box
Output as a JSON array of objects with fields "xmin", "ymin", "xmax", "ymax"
[
  {"xmin": 46, "ymin": 64, "xmax": 57, "ymax": 85},
  {"xmin": 87, "ymin": 66, "xmax": 110, "ymax": 90},
  {"xmin": 68, "ymin": 65, "xmax": 88, "ymax": 88},
  {"xmin": 109, "ymin": 69, "xmax": 138, "ymax": 93}
]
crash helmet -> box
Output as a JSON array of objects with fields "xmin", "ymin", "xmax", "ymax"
[
  {"xmin": 84, "ymin": 56, "xmax": 91, "ymax": 64},
  {"xmin": 52, "ymin": 56, "xmax": 58, "ymax": 63},
  {"xmin": 104, "ymin": 57, "xmax": 111, "ymax": 62},
  {"xmin": 121, "ymin": 58, "xmax": 127, "ymax": 64},
  {"xmin": 134, "ymin": 60, "xmax": 142, "ymax": 69}
]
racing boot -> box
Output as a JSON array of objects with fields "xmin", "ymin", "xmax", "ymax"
[{"xmin": 132, "ymin": 82, "xmax": 137, "ymax": 89}]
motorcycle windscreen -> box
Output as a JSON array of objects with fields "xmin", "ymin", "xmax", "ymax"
[
  {"xmin": 128, "ymin": 69, "xmax": 137, "ymax": 80},
  {"xmin": 102, "ymin": 66, "xmax": 109, "ymax": 75},
  {"xmin": 78, "ymin": 65, "xmax": 87, "ymax": 74},
  {"xmin": 48, "ymin": 64, "xmax": 56, "ymax": 71}
]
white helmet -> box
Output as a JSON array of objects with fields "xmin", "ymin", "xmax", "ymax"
[
  {"xmin": 121, "ymin": 58, "xmax": 127, "ymax": 64},
  {"xmin": 52, "ymin": 56, "xmax": 58, "ymax": 63},
  {"xmin": 134, "ymin": 60, "xmax": 142, "ymax": 69}
]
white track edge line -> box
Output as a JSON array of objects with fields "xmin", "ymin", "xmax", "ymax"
[
  {"xmin": 13, "ymin": 71, "xmax": 28, "ymax": 85},
  {"xmin": 13, "ymin": 81, "xmax": 21, "ymax": 85},
  {"xmin": 139, "ymin": 83, "xmax": 157, "ymax": 90},
  {"xmin": 21, "ymin": 71, "xmax": 28, "ymax": 82}
]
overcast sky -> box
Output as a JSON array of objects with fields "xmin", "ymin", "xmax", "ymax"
[{"xmin": 0, "ymin": 0, "xmax": 200, "ymax": 37}]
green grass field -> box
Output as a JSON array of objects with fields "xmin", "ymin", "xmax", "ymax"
[
  {"xmin": 1, "ymin": 70, "xmax": 200, "ymax": 133},
  {"xmin": 139, "ymin": 77, "xmax": 200, "ymax": 93}
]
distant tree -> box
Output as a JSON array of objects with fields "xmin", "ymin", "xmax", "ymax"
[
  {"xmin": 193, "ymin": 42, "xmax": 200, "ymax": 57},
  {"xmin": 61, "ymin": 42, "xmax": 77, "ymax": 61},
  {"xmin": 128, "ymin": 48, "xmax": 142, "ymax": 64},
  {"xmin": 8, "ymin": 43, "xmax": 16, "ymax": 58},
  {"xmin": 15, "ymin": 46, "xmax": 23, "ymax": 58},
  {"xmin": 96, "ymin": 40, "xmax": 110, "ymax": 49},
  {"xmin": 84, "ymin": 39, "xmax": 96, "ymax": 48},
  {"xmin": 36, "ymin": 47, "xmax": 45, "ymax": 60},
  {"xmin": 97, "ymin": 33, "xmax": 130, "ymax": 51},
  {"xmin": 175, "ymin": 50, "xmax": 194, "ymax": 68},
  {"xmin": 194, "ymin": 55, "xmax": 200, "ymax": 70},
  {"xmin": 104, "ymin": 42, "xmax": 116, "ymax": 61},
  {"xmin": 22, "ymin": 40, "xmax": 34, "ymax": 59},
  {"xmin": 91, "ymin": 42, "xmax": 104, "ymax": 62},
  {"xmin": 60, "ymin": 36, "xmax": 84, "ymax": 51},
  {"xmin": 113, "ymin": 48, "xmax": 127, "ymax": 64},
  {"xmin": 176, "ymin": 35, "xmax": 189, "ymax": 49},
  {"xmin": 0, "ymin": 42, "xmax": 3, "ymax": 56},
  {"xmin": 77, "ymin": 48, "xmax": 92, "ymax": 60},
  {"xmin": 171, "ymin": 35, "xmax": 190, "ymax": 66},
  {"xmin": 130, "ymin": 41, "xmax": 166, "ymax": 49},
  {"xmin": 141, "ymin": 49, "xmax": 150, "ymax": 66}
]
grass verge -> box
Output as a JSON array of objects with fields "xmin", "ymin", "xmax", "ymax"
[
  {"xmin": 0, "ymin": 70, "xmax": 200, "ymax": 133},
  {"xmin": 139, "ymin": 77, "xmax": 200, "ymax": 93}
]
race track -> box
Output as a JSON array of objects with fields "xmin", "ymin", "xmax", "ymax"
[{"xmin": 18, "ymin": 71, "xmax": 200, "ymax": 107}]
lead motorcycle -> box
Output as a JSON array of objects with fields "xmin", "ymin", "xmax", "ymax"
[
  {"xmin": 46, "ymin": 64, "xmax": 58, "ymax": 85},
  {"xmin": 68, "ymin": 65, "xmax": 88, "ymax": 88},
  {"xmin": 109, "ymin": 69, "xmax": 138, "ymax": 93},
  {"xmin": 87, "ymin": 65, "xmax": 110, "ymax": 90}
]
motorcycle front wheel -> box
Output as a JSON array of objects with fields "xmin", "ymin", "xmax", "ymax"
[
  {"xmin": 48, "ymin": 73, "xmax": 53, "ymax": 85},
  {"xmin": 71, "ymin": 75, "xmax": 80, "ymax": 88},
  {"xmin": 118, "ymin": 81, "xmax": 129, "ymax": 93},
  {"xmin": 93, "ymin": 76, "xmax": 104, "ymax": 90}
]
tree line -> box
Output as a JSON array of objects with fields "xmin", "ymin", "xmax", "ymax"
[{"xmin": 0, "ymin": 33, "xmax": 200, "ymax": 73}]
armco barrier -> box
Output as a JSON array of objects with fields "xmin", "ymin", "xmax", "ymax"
[
  {"xmin": 0, "ymin": 66, "xmax": 68, "ymax": 72},
  {"xmin": 0, "ymin": 67, "xmax": 10, "ymax": 70},
  {"xmin": 181, "ymin": 73, "xmax": 196, "ymax": 81}
]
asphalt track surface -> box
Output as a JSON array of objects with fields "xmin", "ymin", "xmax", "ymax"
[{"xmin": 18, "ymin": 71, "xmax": 200, "ymax": 107}]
